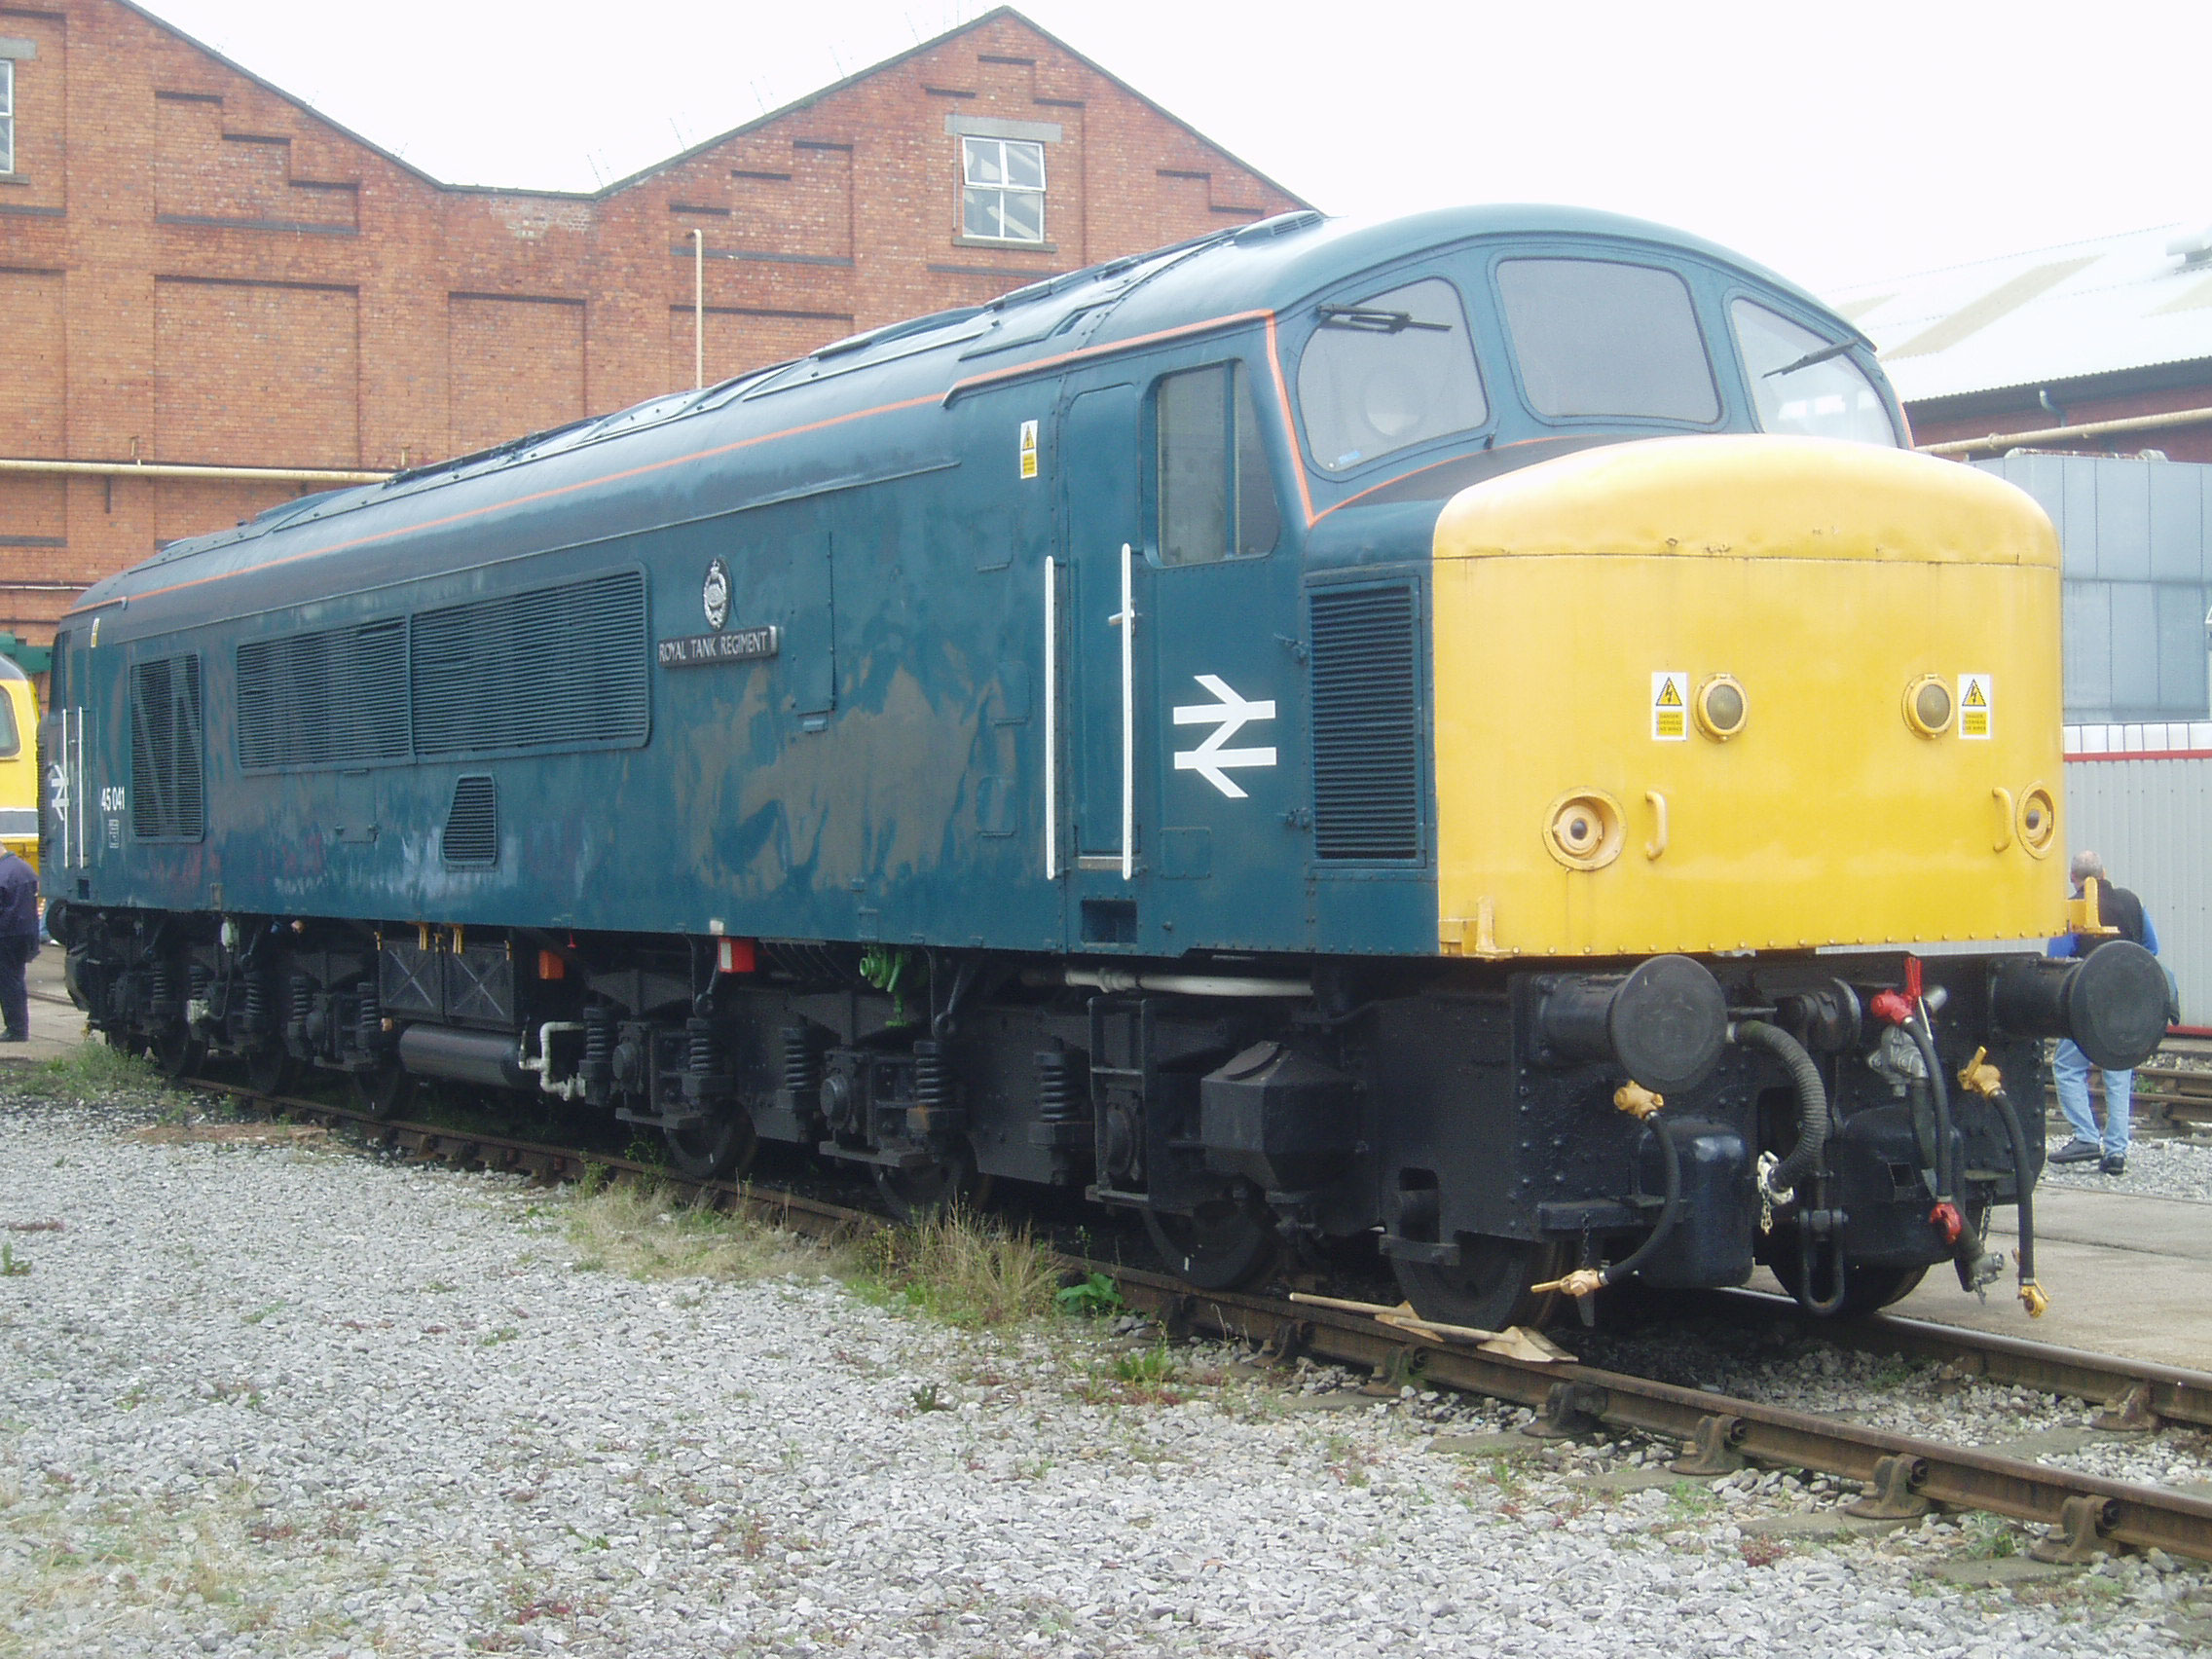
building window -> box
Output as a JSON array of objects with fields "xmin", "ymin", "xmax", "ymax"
[
  {"xmin": 961, "ymin": 136, "xmax": 1045, "ymax": 242},
  {"xmin": 0, "ymin": 61, "xmax": 14, "ymax": 175}
]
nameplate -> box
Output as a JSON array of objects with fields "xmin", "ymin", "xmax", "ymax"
[{"xmin": 657, "ymin": 625, "xmax": 781, "ymax": 668}]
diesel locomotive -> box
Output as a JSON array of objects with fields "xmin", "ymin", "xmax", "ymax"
[{"xmin": 42, "ymin": 205, "xmax": 2168, "ymax": 1328}]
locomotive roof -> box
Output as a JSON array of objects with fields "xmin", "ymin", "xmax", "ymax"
[{"xmin": 73, "ymin": 204, "xmax": 1852, "ymax": 633}]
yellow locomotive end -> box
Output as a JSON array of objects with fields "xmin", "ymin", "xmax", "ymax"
[
  {"xmin": 0, "ymin": 662, "xmax": 37, "ymax": 872},
  {"xmin": 1432, "ymin": 434, "xmax": 2063, "ymax": 958}
]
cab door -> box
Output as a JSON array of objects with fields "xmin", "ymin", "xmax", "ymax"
[
  {"xmin": 1140, "ymin": 358, "xmax": 1302, "ymax": 951},
  {"xmin": 1054, "ymin": 377, "xmax": 1148, "ymax": 947}
]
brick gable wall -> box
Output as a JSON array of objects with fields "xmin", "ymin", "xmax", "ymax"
[{"xmin": 0, "ymin": 0, "xmax": 1306, "ymax": 647}]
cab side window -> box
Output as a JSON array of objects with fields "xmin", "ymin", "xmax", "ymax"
[{"xmin": 1156, "ymin": 362, "xmax": 1281, "ymax": 566}]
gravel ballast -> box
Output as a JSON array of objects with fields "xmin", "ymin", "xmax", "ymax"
[{"xmin": 5, "ymin": 1088, "xmax": 2212, "ymax": 1658}]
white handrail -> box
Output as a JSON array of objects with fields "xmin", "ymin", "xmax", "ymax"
[
  {"xmin": 1043, "ymin": 555, "xmax": 1058, "ymax": 882},
  {"xmin": 1118, "ymin": 541, "xmax": 1134, "ymax": 882}
]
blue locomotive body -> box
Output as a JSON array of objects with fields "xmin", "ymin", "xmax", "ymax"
[{"xmin": 42, "ymin": 205, "xmax": 2167, "ymax": 1325}]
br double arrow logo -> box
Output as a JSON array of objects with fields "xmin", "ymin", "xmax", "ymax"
[{"xmin": 1172, "ymin": 675, "xmax": 1277, "ymax": 799}]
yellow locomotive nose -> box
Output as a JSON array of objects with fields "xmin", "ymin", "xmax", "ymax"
[{"xmin": 1429, "ymin": 434, "xmax": 2065, "ymax": 959}]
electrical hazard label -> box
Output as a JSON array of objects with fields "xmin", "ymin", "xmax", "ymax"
[
  {"xmin": 1652, "ymin": 671, "xmax": 1689, "ymax": 741},
  {"xmin": 1018, "ymin": 419, "xmax": 1039, "ymax": 480},
  {"xmin": 1958, "ymin": 673, "xmax": 1993, "ymax": 740}
]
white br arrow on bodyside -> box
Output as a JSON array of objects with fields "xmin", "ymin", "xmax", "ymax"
[{"xmin": 1172, "ymin": 674, "xmax": 1277, "ymax": 799}]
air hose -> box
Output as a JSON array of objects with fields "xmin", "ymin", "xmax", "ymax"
[
  {"xmin": 1965, "ymin": 1049, "xmax": 2048, "ymax": 1317},
  {"xmin": 1909, "ymin": 1013, "xmax": 2006, "ymax": 1294},
  {"xmin": 1530, "ymin": 1102, "xmax": 1683, "ymax": 1299},
  {"xmin": 1733, "ymin": 1019, "xmax": 1830, "ymax": 1203},
  {"xmin": 1902, "ymin": 1014, "xmax": 1956, "ymax": 1202}
]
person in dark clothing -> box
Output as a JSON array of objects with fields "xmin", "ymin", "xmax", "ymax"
[
  {"xmin": 0, "ymin": 848, "xmax": 38, "ymax": 1043},
  {"xmin": 2047, "ymin": 850, "xmax": 2158, "ymax": 1175}
]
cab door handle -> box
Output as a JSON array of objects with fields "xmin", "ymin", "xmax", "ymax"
[
  {"xmin": 1643, "ymin": 790, "xmax": 1669, "ymax": 861},
  {"xmin": 1991, "ymin": 787, "xmax": 2014, "ymax": 853}
]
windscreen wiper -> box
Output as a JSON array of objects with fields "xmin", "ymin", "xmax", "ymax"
[
  {"xmin": 1315, "ymin": 305, "xmax": 1452, "ymax": 333},
  {"xmin": 1763, "ymin": 339, "xmax": 1859, "ymax": 378}
]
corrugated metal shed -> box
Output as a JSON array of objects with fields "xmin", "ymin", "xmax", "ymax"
[
  {"xmin": 2061, "ymin": 756, "xmax": 2212, "ymax": 1027},
  {"xmin": 1974, "ymin": 453, "xmax": 2212, "ymax": 722},
  {"xmin": 1831, "ymin": 223, "xmax": 2212, "ymax": 404}
]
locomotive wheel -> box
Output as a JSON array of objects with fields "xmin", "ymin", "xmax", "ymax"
[
  {"xmin": 1770, "ymin": 1253, "xmax": 1928, "ymax": 1316},
  {"xmin": 1143, "ymin": 1193, "xmax": 1278, "ymax": 1292},
  {"xmin": 352, "ymin": 1062, "xmax": 414, "ymax": 1122},
  {"xmin": 242, "ymin": 1046, "xmax": 296, "ymax": 1097},
  {"xmin": 151, "ymin": 1024, "xmax": 204, "ymax": 1083},
  {"xmin": 662, "ymin": 1106, "xmax": 758, "ymax": 1183},
  {"xmin": 1391, "ymin": 1235, "xmax": 1569, "ymax": 1333},
  {"xmin": 874, "ymin": 1141, "xmax": 990, "ymax": 1224}
]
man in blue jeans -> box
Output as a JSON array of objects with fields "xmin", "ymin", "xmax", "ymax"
[{"xmin": 2048, "ymin": 850, "xmax": 2159, "ymax": 1175}]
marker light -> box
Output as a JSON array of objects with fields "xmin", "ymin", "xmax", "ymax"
[
  {"xmin": 1694, "ymin": 674, "xmax": 1748, "ymax": 741},
  {"xmin": 1903, "ymin": 675, "xmax": 1951, "ymax": 737}
]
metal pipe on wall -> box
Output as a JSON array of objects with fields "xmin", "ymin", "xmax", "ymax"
[
  {"xmin": 1918, "ymin": 405, "xmax": 2212, "ymax": 458},
  {"xmin": 0, "ymin": 457, "xmax": 390, "ymax": 484}
]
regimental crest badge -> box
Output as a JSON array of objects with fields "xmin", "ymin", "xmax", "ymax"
[{"xmin": 702, "ymin": 558, "xmax": 731, "ymax": 631}]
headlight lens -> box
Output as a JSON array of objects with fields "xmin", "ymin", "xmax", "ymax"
[
  {"xmin": 1544, "ymin": 790, "xmax": 1625, "ymax": 870},
  {"xmin": 1904, "ymin": 675, "xmax": 1952, "ymax": 737},
  {"xmin": 2017, "ymin": 784, "xmax": 2056, "ymax": 857}
]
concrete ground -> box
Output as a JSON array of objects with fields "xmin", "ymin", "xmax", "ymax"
[
  {"xmin": 1886, "ymin": 1184, "xmax": 2212, "ymax": 1370},
  {"xmin": 0, "ymin": 943, "xmax": 81, "ymax": 1062},
  {"xmin": 3, "ymin": 958, "xmax": 2205, "ymax": 1369}
]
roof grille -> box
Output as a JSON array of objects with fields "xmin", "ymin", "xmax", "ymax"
[
  {"xmin": 441, "ymin": 775, "xmax": 498, "ymax": 866},
  {"xmin": 129, "ymin": 654, "xmax": 205, "ymax": 841},
  {"xmin": 1309, "ymin": 583, "xmax": 1422, "ymax": 863},
  {"xmin": 237, "ymin": 619, "xmax": 409, "ymax": 770},
  {"xmin": 411, "ymin": 570, "xmax": 649, "ymax": 756}
]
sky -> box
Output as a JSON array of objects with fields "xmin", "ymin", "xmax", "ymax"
[{"xmin": 144, "ymin": 0, "xmax": 2212, "ymax": 295}]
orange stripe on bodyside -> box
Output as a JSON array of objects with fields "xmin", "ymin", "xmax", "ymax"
[
  {"xmin": 942, "ymin": 310, "xmax": 1277, "ymax": 402},
  {"xmin": 1263, "ymin": 313, "xmax": 1316, "ymax": 529}
]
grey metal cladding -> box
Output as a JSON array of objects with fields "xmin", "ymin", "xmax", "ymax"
[{"xmin": 1983, "ymin": 454, "xmax": 2212, "ymax": 722}]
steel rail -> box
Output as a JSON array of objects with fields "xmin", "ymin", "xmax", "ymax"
[{"xmin": 191, "ymin": 1077, "xmax": 2212, "ymax": 1565}]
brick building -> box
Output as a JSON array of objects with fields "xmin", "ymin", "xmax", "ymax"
[{"xmin": 0, "ymin": 0, "xmax": 1305, "ymax": 665}]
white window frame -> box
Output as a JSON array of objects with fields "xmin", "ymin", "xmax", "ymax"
[
  {"xmin": 0, "ymin": 62, "xmax": 14, "ymax": 176},
  {"xmin": 960, "ymin": 135, "xmax": 1045, "ymax": 244}
]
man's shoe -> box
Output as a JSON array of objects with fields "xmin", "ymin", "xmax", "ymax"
[
  {"xmin": 0, "ymin": 1031, "xmax": 25, "ymax": 1044},
  {"xmin": 2100, "ymin": 1154, "xmax": 2127, "ymax": 1176},
  {"xmin": 2048, "ymin": 1137, "xmax": 2103, "ymax": 1164}
]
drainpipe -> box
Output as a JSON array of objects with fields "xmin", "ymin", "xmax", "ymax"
[{"xmin": 691, "ymin": 228, "xmax": 706, "ymax": 390}]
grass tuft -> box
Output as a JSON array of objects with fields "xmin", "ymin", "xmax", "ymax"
[
  {"xmin": 564, "ymin": 1178, "xmax": 830, "ymax": 1283},
  {"xmin": 9, "ymin": 1040, "xmax": 164, "ymax": 1100},
  {"xmin": 855, "ymin": 1205, "xmax": 1059, "ymax": 1330}
]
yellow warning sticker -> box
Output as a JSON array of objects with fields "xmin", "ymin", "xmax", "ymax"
[
  {"xmin": 1957, "ymin": 673, "xmax": 1992, "ymax": 740},
  {"xmin": 1019, "ymin": 419, "xmax": 1039, "ymax": 480},
  {"xmin": 1652, "ymin": 671, "xmax": 1689, "ymax": 741}
]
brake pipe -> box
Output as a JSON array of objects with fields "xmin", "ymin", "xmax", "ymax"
[
  {"xmin": 1730, "ymin": 1020, "xmax": 1830, "ymax": 1205},
  {"xmin": 1961, "ymin": 1047, "xmax": 2049, "ymax": 1318},
  {"xmin": 1530, "ymin": 1085, "xmax": 1684, "ymax": 1299}
]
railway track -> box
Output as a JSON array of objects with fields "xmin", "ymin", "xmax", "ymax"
[{"xmin": 187, "ymin": 1074, "xmax": 2212, "ymax": 1568}]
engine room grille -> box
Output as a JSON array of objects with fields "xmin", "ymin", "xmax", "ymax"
[
  {"xmin": 129, "ymin": 654, "xmax": 205, "ymax": 841},
  {"xmin": 441, "ymin": 774, "xmax": 498, "ymax": 866},
  {"xmin": 236, "ymin": 620, "xmax": 410, "ymax": 770},
  {"xmin": 1309, "ymin": 583, "xmax": 1422, "ymax": 862},
  {"xmin": 410, "ymin": 570, "xmax": 650, "ymax": 756}
]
